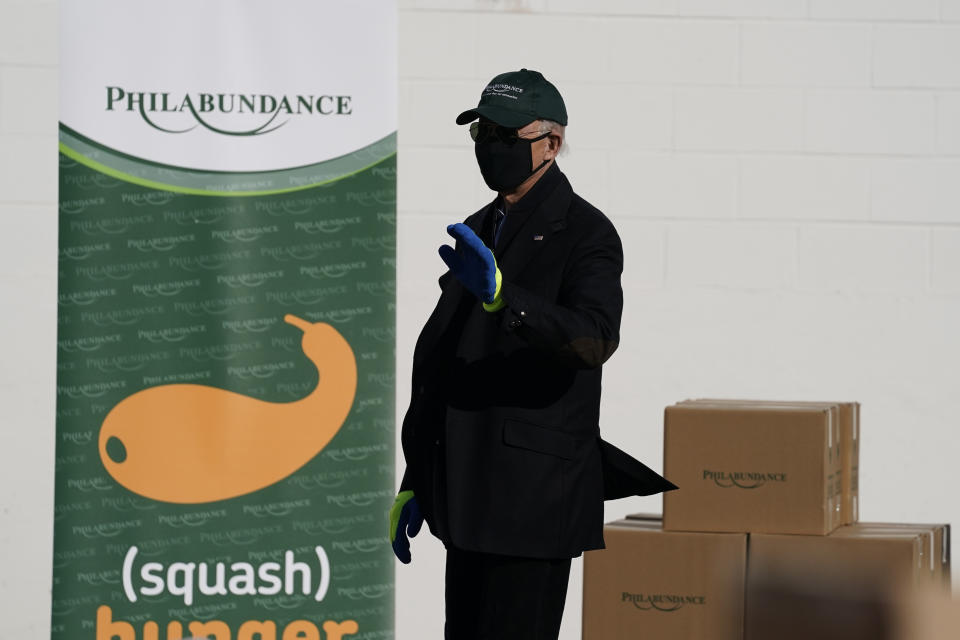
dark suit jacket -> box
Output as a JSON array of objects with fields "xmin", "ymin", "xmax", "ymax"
[{"xmin": 399, "ymin": 163, "xmax": 675, "ymax": 559}]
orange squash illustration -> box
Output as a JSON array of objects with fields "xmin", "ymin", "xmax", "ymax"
[{"xmin": 98, "ymin": 314, "xmax": 357, "ymax": 503}]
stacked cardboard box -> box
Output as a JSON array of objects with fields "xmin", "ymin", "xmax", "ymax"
[
  {"xmin": 830, "ymin": 522, "xmax": 952, "ymax": 588},
  {"xmin": 895, "ymin": 588, "xmax": 960, "ymax": 640},
  {"xmin": 582, "ymin": 399, "xmax": 951, "ymax": 640},
  {"xmin": 663, "ymin": 401, "xmax": 845, "ymax": 535},
  {"xmin": 670, "ymin": 399, "xmax": 860, "ymax": 529},
  {"xmin": 582, "ymin": 519, "xmax": 746, "ymax": 640}
]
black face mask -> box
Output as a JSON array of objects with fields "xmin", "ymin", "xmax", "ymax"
[{"xmin": 474, "ymin": 129, "xmax": 550, "ymax": 193}]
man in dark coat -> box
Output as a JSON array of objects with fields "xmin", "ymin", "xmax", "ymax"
[{"xmin": 389, "ymin": 69, "xmax": 675, "ymax": 640}]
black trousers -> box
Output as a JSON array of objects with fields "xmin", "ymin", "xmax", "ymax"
[{"xmin": 444, "ymin": 546, "xmax": 572, "ymax": 640}]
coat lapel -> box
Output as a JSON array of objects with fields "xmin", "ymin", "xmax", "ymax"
[{"xmin": 495, "ymin": 167, "xmax": 572, "ymax": 279}]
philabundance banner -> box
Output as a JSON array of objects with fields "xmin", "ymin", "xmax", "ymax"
[{"xmin": 54, "ymin": 3, "xmax": 397, "ymax": 639}]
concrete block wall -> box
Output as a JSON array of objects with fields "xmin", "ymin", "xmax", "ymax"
[
  {"xmin": 1, "ymin": 0, "xmax": 958, "ymax": 637},
  {"xmin": 395, "ymin": 2, "xmax": 960, "ymax": 639},
  {"xmin": 0, "ymin": 1, "xmax": 60, "ymax": 638}
]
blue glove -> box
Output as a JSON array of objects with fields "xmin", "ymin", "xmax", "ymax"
[
  {"xmin": 389, "ymin": 490, "xmax": 423, "ymax": 564},
  {"xmin": 439, "ymin": 223, "xmax": 501, "ymax": 305}
]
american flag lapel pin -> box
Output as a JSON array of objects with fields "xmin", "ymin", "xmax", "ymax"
[{"xmin": 533, "ymin": 234, "xmax": 544, "ymax": 241}]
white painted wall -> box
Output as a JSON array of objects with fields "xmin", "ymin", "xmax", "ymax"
[
  {"xmin": 1, "ymin": 1, "xmax": 60, "ymax": 638},
  {"xmin": 2, "ymin": 0, "xmax": 958, "ymax": 637}
]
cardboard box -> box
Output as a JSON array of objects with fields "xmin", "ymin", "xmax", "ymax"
[
  {"xmin": 834, "ymin": 523, "xmax": 952, "ymax": 592},
  {"xmin": 841, "ymin": 401, "xmax": 860, "ymax": 524},
  {"xmin": 583, "ymin": 519, "xmax": 746, "ymax": 640},
  {"xmin": 893, "ymin": 587, "xmax": 960, "ymax": 640},
  {"xmin": 746, "ymin": 566, "xmax": 958, "ymax": 640},
  {"xmin": 664, "ymin": 403, "xmax": 840, "ymax": 534},
  {"xmin": 625, "ymin": 515, "xmax": 949, "ymax": 589},
  {"xmin": 746, "ymin": 564, "xmax": 895, "ymax": 640},
  {"xmin": 750, "ymin": 529, "xmax": 925, "ymax": 589},
  {"xmin": 680, "ymin": 398, "xmax": 859, "ymax": 525},
  {"xmin": 747, "ymin": 529, "xmax": 932, "ymax": 640},
  {"xmin": 746, "ymin": 547, "xmax": 899, "ymax": 640},
  {"xmin": 624, "ymin": 512, "xmax": 663, "ymax": 523}
]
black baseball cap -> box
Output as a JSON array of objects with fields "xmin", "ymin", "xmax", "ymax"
[{"xmin": 456, "ymin": 68, "xmax": 568, "ymax": 128}]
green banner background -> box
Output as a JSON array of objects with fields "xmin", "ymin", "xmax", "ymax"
[{"xmin": 53, "ymin": 126, "xmax": 396, "ymax": 640}]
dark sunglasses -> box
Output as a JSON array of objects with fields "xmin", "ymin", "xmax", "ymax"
[{"xmin": 469, "ymin": 121, "xmax": 550, "ymax": 145}]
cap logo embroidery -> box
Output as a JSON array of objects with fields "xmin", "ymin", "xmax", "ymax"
[{"xmin": 483, "ymin": 83, "xmax": 524, "ymax": 100}]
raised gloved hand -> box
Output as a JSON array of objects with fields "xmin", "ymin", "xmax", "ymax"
[
  {"xmin": 389, "ymin": 490, "xmax": 423, "ymax": 564},
  {"xmin": 438, "ymin": 223, "xmax": 504, "ymax": 311}
]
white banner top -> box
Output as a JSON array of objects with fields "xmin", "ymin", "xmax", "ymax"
[{"xmin": 60, "ymin": 0, "xmax": 397, "ymax": 172}]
